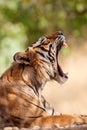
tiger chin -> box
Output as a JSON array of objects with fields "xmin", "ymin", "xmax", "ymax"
[{"xmin": 0, "ymin": 31, "xmax": 87, "ymax": 128}]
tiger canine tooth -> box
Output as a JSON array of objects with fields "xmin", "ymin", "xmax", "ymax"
[{"xmin": 63, "ymin": 42, "xmax": 68, "ymax": 48}]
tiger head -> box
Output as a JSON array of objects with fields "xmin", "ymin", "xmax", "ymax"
[{"xmin": 14, "ymin": 31, "xmax": 68, "ymax": 89}]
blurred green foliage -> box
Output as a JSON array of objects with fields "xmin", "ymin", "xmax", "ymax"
[{"xmin": 0, "ymin": 0, "xmax": 87, "ymax": 74}]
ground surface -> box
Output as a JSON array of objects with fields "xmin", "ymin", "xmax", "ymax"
[{"xmin": 2, "ymin": 125, "xmax": 87, "ymax": 130}]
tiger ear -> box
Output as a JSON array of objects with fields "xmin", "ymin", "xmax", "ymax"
[{"xmin": 13, "ymin": 49, "xmax": 35, "ymax": 65}]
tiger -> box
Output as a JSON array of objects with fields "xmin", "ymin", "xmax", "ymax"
[{"xmin": 0, "ymin": 31, "xmax": 87, "ymax": 129}]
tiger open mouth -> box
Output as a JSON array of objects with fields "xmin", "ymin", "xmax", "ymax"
[
  {"xmin": 55, "ymin": 34, "xmax": 68, "ymax": 84},
  {"xmin": 57, "ymin": 59, "xmax": 68, "ymax": 84}
]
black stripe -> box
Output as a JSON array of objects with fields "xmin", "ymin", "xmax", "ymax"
[
  {"xmin": 11, "ymin": 115, "xmax": 24, "ymax": 121},
  {"xmin": 52, "ymin": 108, "xmax": 55, "ymax": 115},
  {"xmin": 48, "ymin": 44, "xmax": 55, "ymax": 62},
  {"xmin": 36, "ymin": 45, "xmax": 55, "ymax": 63},
  {"xmin": 43, "ymin": 43, "xmax": 49, "ymax": 45},
  {"xmin": 40, "ymin": 46, "xmax": 49, "ymax": 52},
  {"xmin": 47, "ymin": 54, "xmax": 55, "ymax": 63},
  {"xmin": 47, "ymin": 56, "xmax": 53, "ymax": 62},
  {"xmin": 11, "ymin": 115, "xmax": 43, "ymax": 119},
  {"xmin": 24, "ymin": 98, "xmax": 46, "ymax": 112},
  {"xmin": 36, "ymin": 51, "xmax": 45, "ymax": 58},
  {"xmin": 28, "ymin": 115, "xmax": 43, "ymax": 118},
  {"xmin": 48, "ymin": 52, "xmax": 55, "ymax": 62},
  {"xmin": 40, "ymin": 59, "xmax": 49, "ymax": 63}
]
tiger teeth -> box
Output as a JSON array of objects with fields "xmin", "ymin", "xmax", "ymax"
[
  {"xmin": 63, "ymin": 42, "xmax": 68, "ymax": 48},
  {"xmin": 65, "ymin": 72, "xmax": 68, "ymax": 75}
]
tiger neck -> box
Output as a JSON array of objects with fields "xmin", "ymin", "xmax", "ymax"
[
  {"xmin": 22, "ymin": 65, "xmax": 49, "ymax": 96},
  {"xmin": 1, "ymin": 61, "xmax": 53, "ymax": 97}
]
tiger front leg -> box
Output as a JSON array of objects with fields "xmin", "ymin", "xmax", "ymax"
[{"xmin": 30, "ymin": 114, "xmax": 87, "ymax": 129}]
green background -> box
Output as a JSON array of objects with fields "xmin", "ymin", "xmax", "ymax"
[{"xmin": 0, "ymin": 0, "xmax": 87, "ymax": 73}]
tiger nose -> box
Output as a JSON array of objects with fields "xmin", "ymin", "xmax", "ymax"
[{"xmin": 58, "ymin": 31, "xmax": 63, "ymax": 35}]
